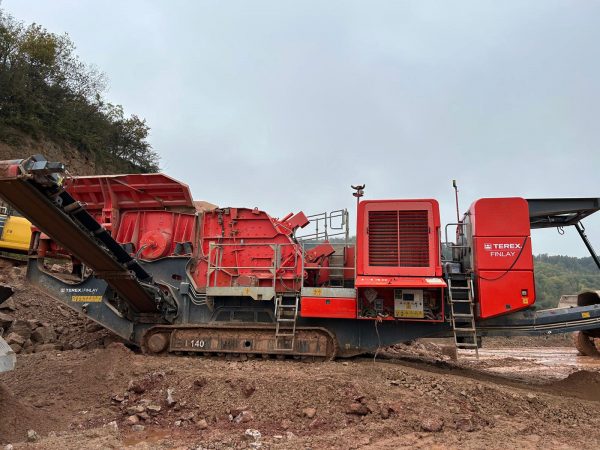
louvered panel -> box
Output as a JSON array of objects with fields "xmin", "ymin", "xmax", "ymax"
[
  {"xmin": 368, "ymin": 210, "xmax": 429, "ymax": 267},
  {"xmin": 368, "ymin": 211, "xmax": 398, "ymax": 266},
  {"xmin": 398, "ymin": 210, "xmax": 429, "ymax": 267}
]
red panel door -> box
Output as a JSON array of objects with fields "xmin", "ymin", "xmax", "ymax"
[
  {"xmin": 477, "ymin": 271, "xmax": 535, "ymax": 319},
  {"xmin": 358, "ymin": 200, "xmax": 440, "ymax": 277}
]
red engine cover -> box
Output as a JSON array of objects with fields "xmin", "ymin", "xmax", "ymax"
[
  {"xmin": 357, "ymin": 199, "xmax": 442, "ymax": 277},
  {"xmin": 469, "ymin": 198, "xmax": 535, "ymax": 319},
  {"xmin": 469, "ymin": 197, "xmax": 530, "ymax": 237}
]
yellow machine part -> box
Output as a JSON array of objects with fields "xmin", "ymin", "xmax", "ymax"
[{"xmin": 0, "ymin": 214, "xmax": 32, "ymax": 252}]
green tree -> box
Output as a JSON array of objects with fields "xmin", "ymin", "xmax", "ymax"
[
  {"xmin": 0, "ymin": 8, "xmax": 159, "ymax": 172},
  {"xmin": 533, "ymin": 254, "xmax": 600, "ymax": 309}
]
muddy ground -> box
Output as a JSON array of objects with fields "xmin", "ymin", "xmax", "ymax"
[{"xmin": 2, "ymin": 263, "xmax": 600, "ymax": 449}]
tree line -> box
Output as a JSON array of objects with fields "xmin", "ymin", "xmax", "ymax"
[
  {"xmin": 0, "ymin": 8, "xmax": 159, "ymax": 172},
  {"xmin": 533, "ymin": 254, "xmax": 600, "ymax": 309}
]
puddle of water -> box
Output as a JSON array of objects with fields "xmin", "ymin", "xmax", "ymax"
[{"xmin": 460, "ymin": 346, "xmax": 600, "ymax": 381}]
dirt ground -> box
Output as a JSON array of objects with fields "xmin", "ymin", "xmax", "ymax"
[{"xmin": 2, "ymin": 263, "xmax": 600, "ymax": 449}]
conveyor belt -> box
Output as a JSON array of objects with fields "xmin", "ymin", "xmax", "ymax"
[
  {"xmin": 477, "ymin": 303, "xmax": 600, "ymax": 337},
  {"xmin": 0, "ymin": 156, "xmax": 159, "ymax": 314}
]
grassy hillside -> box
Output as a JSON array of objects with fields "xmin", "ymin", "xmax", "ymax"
[
  {"xmin": 0, "ymin": 8, "xmax": 158, "ymax": 173},
  {"xmin": 534, "ymin": 254, "xmax": 600, "ymax": 309},
  {"xmin": 0, "ymin": 128, "xmax": 149, "ymax": 176}
]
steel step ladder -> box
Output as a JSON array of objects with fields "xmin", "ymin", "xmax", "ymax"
[
  {"xmin": 448, "ymin": 276, "xmax": 479, "ymax": 359},
  {"xmin": 274, "ymin": 296, "xmax": 299, "ymax": 352}
]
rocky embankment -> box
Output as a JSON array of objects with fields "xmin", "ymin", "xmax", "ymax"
[{"xmin": 0, "ymin": 261, "xmax": 121, "ymax": 356}]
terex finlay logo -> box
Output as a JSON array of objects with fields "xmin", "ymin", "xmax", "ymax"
[{"xmin": 483, "ymin": 242, "xmax": 521, "ymax": 257}]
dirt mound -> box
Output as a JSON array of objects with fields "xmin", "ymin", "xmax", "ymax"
[
  {"xmin": 0, "ymin": 383, "xmax": 46, "ymax": 443},
  {"xmin": 4, "ymin": 347, "xmax": 600, "ymax": 449},
  {"xmin": 385, "ymin": 340, "xmax": 457, "ymax": 361},
  {"xmin": 0, "ymin": 261, "xmax": 123, "ymax": 355},
  {"xmin": 193, "ymin": 200, "xmax": 218, "ymax": 212},
  {"xmin": 550, "ymin": 370, "xmax": 600, "ymax": 401},
  {"xmin": 0, "ymin": 344, "xmax": 135, "ymax": 444},
  {"xmin": 484, "ymin": 335, "xmax": 574, "ymax": 348},
  {"xmin": 2, "ymin": 249, "xmax": 600, "ymax": 447}
]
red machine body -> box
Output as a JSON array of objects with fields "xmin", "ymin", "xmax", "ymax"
[
  {"xmin": 468, "ymin": 197, "xmax": 535, "ymax": 318},
  {"xmin": 37, "ymin": 174, "xmax": 197, "ymax": 258},
  {"xmin": 4, "ymin": 155, "xmax": 600, "ymax": 360},
  {"xmin": 354, "ymin": 199, "xmax": 446, "ymax": 322},
  {"xmin": 300, "ymin": 296, "xmax": 357, "ymax": 319},
  {"xmin": 190, "ymin": 207, "xmax": 307, "ymax": 293},
  {"xmin": 62, "ymin": 175, "xmax": 532, "ymax": 322},
  {"xmin": 65, "ymin": 175, "xmax": 313, "ymax": 297}
]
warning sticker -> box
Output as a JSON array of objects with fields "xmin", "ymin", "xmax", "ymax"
[
  {"xmin": 394, "ymin": 289, "xmax": 424, "ymax": 319},
  {"xmin": 71, "ymin": 295, "xmax": 102, "ymax": 303}
]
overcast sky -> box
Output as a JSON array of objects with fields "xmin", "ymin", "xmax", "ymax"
[{"xmin": 4, "ymin": 1, "xmax": 600, "ymax": 256}]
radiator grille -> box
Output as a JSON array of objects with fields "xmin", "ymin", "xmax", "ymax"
[
  {"xmin": 368, "ymin": 211, "xmax": 399, "ymax": 266},
  {"xmin": 368, "ymin": 210, "xmax": 429, "ymax": 267}
]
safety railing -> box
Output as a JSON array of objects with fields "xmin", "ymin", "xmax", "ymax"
[
  {"xmin": 296, "ymin": 209, "xmax": 354, "ymax": 288},
  {"xmin": 205, "ymin": 207, "xmax": 355, "ymax": 292},
  {"xmin": 205, "ymin": 240, "xmax": 357, "ymax": 291},
  {"xmin": 298, "ymin": 240, "xmax": 355, "ymax": 288},
  {"xmin": 297, "ymin": 209, "xmax": 349, "ymax": 244},
  {"xmin": 206, "ymin": 242, "xmax": 301, "ymax": 290},
  {"xmin": 442, "ymin": 222, "xmax": 471, "ymax": 264}
]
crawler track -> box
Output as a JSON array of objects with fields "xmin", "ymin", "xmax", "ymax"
[{"xmin": 141, "ymin": 324, "xmax": 338, "ymax": 360}]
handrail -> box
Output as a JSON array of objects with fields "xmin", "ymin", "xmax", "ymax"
[
  {"xmin": 297, "ymin": 209, "xmax": 349, "ymax": 243},
  {"xmin": 442, "ymin": 222, "xmax": 471, "ymax": 265},
  {"xmin": 206, "ymin": 242, "xmax": 301, "ymax": 289},
  {"xmin": 205, "ymin": 240, "xmax": 355, "ymax": 291}
]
